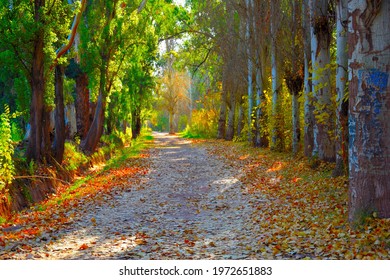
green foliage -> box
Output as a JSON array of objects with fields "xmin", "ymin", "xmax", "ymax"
[
  {"xmin": 0, "ymin": 106, "xmax": 15, "ymax": 190},
  {"xmin": 63, "ymin": 142, "xmax": 88, "ymax": 172},
  {"xmin": 178, "ymin": 114, "xmax": 188, "ymax": 131},
  {"xmin": 150, "ymin": 111, "xmax": 169, "ymax": 132}
]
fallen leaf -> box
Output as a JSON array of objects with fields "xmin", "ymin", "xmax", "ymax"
[
  {"xmin": 135, "ymin": 239, "xmax": 147, "ymax": 245},
  {"xmin": 79, "ymin": 244, "xmax": 89, "ymax": 250}
]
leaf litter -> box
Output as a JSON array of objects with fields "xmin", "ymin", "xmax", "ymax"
[{"xmin": 0, "ymin": 133, "xmax": 389, "ymax": 259}]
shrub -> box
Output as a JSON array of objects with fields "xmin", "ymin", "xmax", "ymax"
[
  {"xmin": 63, "ymin": 142, "xmax": 88, "ymax": 171},
  {"xmin": 0, "ymin": 106, "xmax": 15, "ymax": 190}
]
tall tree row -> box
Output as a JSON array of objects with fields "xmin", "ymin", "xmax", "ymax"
[
  {"xmin": 1, "ymin": 0, "xmax": 389, "ymax": 223},
  {"xmin": 184, "ymin": 0, "xmax": 389, "ymax": 221}
]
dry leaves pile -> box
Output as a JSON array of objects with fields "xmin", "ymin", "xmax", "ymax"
[
  {"xmin": 1, "ymin": 134, "xmax": 389, "ymax": 260},
  {"xmin": 0, "ymin": 152, "xmax": 149, "ymax": 259},
  {"xmin": 203, "ymin": 140, "xmax": 390, "ymax": 259}
]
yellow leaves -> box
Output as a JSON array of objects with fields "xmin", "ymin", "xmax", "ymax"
[{"xmin": 205, "ymin": 139, "xmax": 390, "ymax": 260}]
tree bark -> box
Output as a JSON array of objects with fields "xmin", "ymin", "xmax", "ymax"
[
  {"xmin": 53, "ymin": 65, "xmax": 66, "ymax": 164},
  {"xmin": 303, "ymin": 0, "xmax": 314, "ymax": 157},
  {"xmin": 75, "ymin": 72, "xmax": 90, "ymax": 140},
  {"xmin": 217, "ymin": 89, "xmax": 227, "ymax": 139},
  {"xmin": 81, "ymin": 58, "xmax": 108, "ymax": 154},
  {"xmin": 27, "ymin": 0, "xmax": 45, "ymax": 163},
  {"xmin": 169, "ymin": 111, "xmax": 175, "ymax": 134},
  {"xmin": 310, "ymin": 0, "xmax": 335, "ymax": 161},
  {"xmin": 348, "ymin": 0, "xmax": 390, "ymax": 221},
  {"xmin": 271, "ymin": 0, "xmax": 284, "ymax": 151},
  {"xmin": 237, "ymin": 100, "xmax": 244, "ymax": 138},
  {"xmin": 333, "ymin": 0, "xmax": 349, "ymax": 176},
  {"xmin": 246, "ymin": 0, "xmax": 254, "ymax": 144},
  {"xmin": 132, "ymin": 106, "xmax": 142, "ymax": 139},
  {"xmin": 226, "ymin": 91, "xmax": 235, "ymax": 141}
]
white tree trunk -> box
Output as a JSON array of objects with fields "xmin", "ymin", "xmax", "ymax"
[{"xmin": 333, "ymin": 0, "xmax": 349, "ymax": 176}]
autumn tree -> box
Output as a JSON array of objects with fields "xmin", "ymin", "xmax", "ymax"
[
  {"xmin": 0, "ymin": 0, "xmax": 75, "ymax": 163},
  {"xmin": 158, "ymin": 40, "xmax": 190, "ymax": 134},
  {"xmin": 79, "ymin": 0, "xmax": 148, "ymax": 154},
  {"xmin": 332, "ymin": 0, "xmax": 348, "ymax": 176}
]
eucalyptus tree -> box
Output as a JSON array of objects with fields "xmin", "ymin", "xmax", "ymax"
[
  {"xmin": 309, "ymin": 0, "xmax": 335, "ymax": 161},
  {"xmin": 270, "ymin": 0, "xmax": 284, "ymax": 151},
  {"xmin": 333, "ymin": 0, "xmax": 348, "ymax": 176},
  {"xmin": 302, "ymin": 0, "xmax": 314, "ymax": 157},
  {"xmin": 252, "ymin": 0, "xmax": 269, "ymax": 148},
  {"xmin": 245, "ymin": 0, "xmax": 254, "ymax": 143},
  {"xmin": 79, "ymin": 0, "xmax": 148, "ymax": 154},
  {"xmin": 0, "ymin": 0, "xmax": 75, "ymax": 163},
  {"xmin": 284, "ymin": 0, "xmax": 304, "ymax": 154},
  {"xmin": 348, "ymin": 0, "xmax": 390, "ymax": 220}
]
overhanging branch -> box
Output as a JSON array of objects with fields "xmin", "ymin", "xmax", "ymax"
[{"xmin": 50, "ymin": 0, "xmax": 87, "ymax": 71}]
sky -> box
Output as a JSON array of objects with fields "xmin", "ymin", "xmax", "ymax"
[{"xmin": 173, "ymin": 0, "xmax": 186, "ymax": 7}]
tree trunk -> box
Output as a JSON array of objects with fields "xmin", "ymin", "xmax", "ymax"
[
  {"xmin": 254, "ymin": 57, "xmax": 264, "ymax": 147},
  {"xmin": 271, "ymin": 0, "xmax": 284, "ymax": 151},
  {"xmin": 27, "ymin": 0, "xmax": 46, "ymax": 163},
  {"xmin": 226, "ymin": 91, "xmax": 235, "ymax": 141},
  {"xmin": 303, "ymin": 0, "xmax": 314, "ymax": 157},
  {"xmin": 53, "ymin": 65, "xmax": 66, "ymax": 164},
  {"xmin": 217, "ymin": 89, "xmax": 227, "ymax": 139},
  {"xmin": 81, "ymin": 58, "xmax": 108, "ymax": 154},
  {"xmin": 132, "ymin": 106, "xmax": 142, "ymax": 139},
  {"xmin": 348, "ymin": 0, "xmax": 390, "ymax": 221},
  {"xmin": 292, "ymin": 93, "xmax": 301, "ymax": 154},
  {"xmin": 333, "ymin": 0, "xmax": 349, "ymax": 176},
  {"xmin": 237, "ymin": 100, "xmax": 244, "ymax": 138},
  {"xmin": 169, "ymin": 111, "xmax": 175, "ymax": 134},
  {"xmin": 310, "ymin": 0, "xmax": 335, "ymax": 161},
  {"xmin": 75, "ymin": 72, "xmax": 90, "ymax": 140},
  {"xmin": 286, "ymin": 0, "xmax": 303, "ymax": 155},
  {"xmin": 81, "ymin": 92, "xmax": 105, "ymax": 154},
  {"xmin": 246, "ymin": 0, "xmax": 254, "ymax": 144}
]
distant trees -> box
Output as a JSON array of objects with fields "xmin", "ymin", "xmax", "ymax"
[
  {"xmin": 158, "ymin": 42, "xmax": 191, "ymax": 135},
  {"xmin": 0, "ymin": 0, "xmax": 187, "ymax": 163}
]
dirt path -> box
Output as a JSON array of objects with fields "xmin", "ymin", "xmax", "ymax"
[{"xmin": 1, "ymin": 132, "xmax": 265, "ymax": 260}]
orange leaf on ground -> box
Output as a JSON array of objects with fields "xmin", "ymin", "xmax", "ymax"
[{"xmin": 79, "ymin": 243, "xmax": 89, "ymax": 250}]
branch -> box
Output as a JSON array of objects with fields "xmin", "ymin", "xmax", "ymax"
[
  {"xmin": 158, "ymin": 28, "xmax": 215, "ymax": 43},
  {"xmin": 192, "ymin": 47, "xmax": 213, "ymax": 76},
  {"xmin": 50, "ymin": 0, "xmax": 87, "ymax": 71},
  {"xmin": 137, "ymin": 0, "xmax": 148, "ymax": 13}
]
